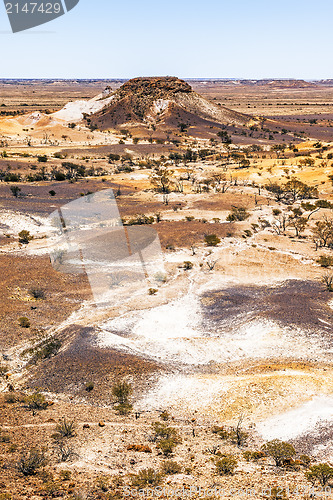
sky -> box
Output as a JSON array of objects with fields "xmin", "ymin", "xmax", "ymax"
[{"xmin": 1, "ymin": 0, "xmax": 333, "ymax": 79}]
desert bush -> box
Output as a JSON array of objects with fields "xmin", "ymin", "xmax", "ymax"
[
  {"xmin": 183, "ymin": 261, "xmax": 193, "ymax": 270},
  {"xmin": 227, "ymin": 206, "xmax": 250, "ymax": 222},
  {"xmin": 0, "ymin": 364, "xmax": 8, "ymax": 377},
  {"xmin": 322, "ymin": 273, "xmax": 333, "ymax": 292},
  {"xmin": 157, "ymin": 438, "xmax": 178, "ymax": 456},
  {"xmin": 130, "ymin": 468, "xmax": 162, "ymax": 487},
  {"xmin": 114, "ymin": 402, "xmax": 133, "ymax": 415},
  {"xmin": 299, "ymin": 454, "xmax": 312, "ymax": 466},
  {"xmin": 151, "ymin": 422, "xmax": 179, "ymax": 441},
  {"xmin": 26, "ymin": 337, "xmax": 62, "ymax": 362},
  {"xmin": 24, "ymin": 391, "xmax": 48, "ymax": 411},
  {"xmin": 112, "ymin": 380, "xmax": 132, "ymax": 405},
  {"xmin": 305, "ymin": 463, "xmax": 333, "ymax": 486},
  {"xmin": 17, "ymin": 447, "xmax": 47, "ymax": 475},
  {"xmin": 0, "ymin": 430, "xmax": 10, "ymax": 443},
  {"xmin": 18, "ymin": 230, "xmax": 33, "ymax": 244},
  {"xmin": 261, "ymin": 439, "xmax": 296, "ymax": 467},
  {"xmin": 112, "ymin": 379, "xmax": 133, "ymax": 414},
  {"xmin": 160, "ymin": 410, "xmax": 170, "ymax": 421},
  {"xmin": 18, "ymin": 317, "xmax": 30, "ymax": 328},
  {"xmin": 151, "ymin": 422, "xmax": 181, "ymax": 456},
  {"xmin": 4, "ymin": 392, "xmax": 19, "ymax": 404},
  {"xmin": 29, "ymin": 287, "xmax": 46, "ymax": 300},
  {"xmin": 124, "ymin": 214, "xmax": 154, "ymax": 225},
  {"xmin": 212, "ymin": 425, "xmax": 232, "ymax": 440},
  {"xmin": 85, "ymin": 382, "xmax": 94, "ymax": 392},
  {"xmin": 54, "ymin": 440, "xmax": 78, "ymax": 462},
  {"xmin": 243, "ymin": 450, "xmax": 266, "ymax": 461},
  {"xmin": 161, "ymin": 460, "xmax": 182, "ymax": 475},
  {"xmin": 54, "ymin": 418, "xmax": 76, "ymax": 439},
  {"xmin": 214, "ymin": 455, "xmax": 238, "ymax": 475},
  {"xmin": 204, "ymin": 234, "xmax": 221, "ymax": 246},
  {"xmin": 59, "ymin": 470, "xmax": 72, "ymax": 481},
  {"xmin": 127, "ymin": 444, "xmax": 152, "ymax": 453},
  {"xmin": 317, "ymin": 255, "xmax": 333, "ymax": 268},
  {"xmin": 10, "ymin": 186, "xmax": 21, "ymax": 198},
  {"xmin": 95, "ymin": 475, "xmax": 111, "ymax": 492}
]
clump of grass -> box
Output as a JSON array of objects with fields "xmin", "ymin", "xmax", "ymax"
[
  {"xmin": 130, "ymin": 468, "xmax": 163, "ymax": 488},
  {"xmin": 29, "ymin": 288, "xmax": 46, "ymax": 300},
  {"xmin": 53, "ymin": 418, "xmax": 76, "ymax": 439},
  {"xmin": 161, "ymin": 460, "xmax": 182, "ymax": 475},
  {"xmin": 24, "ymin": 391, "xmax": 48, "ymax": 411},
  {"xmin": 17, "ymin": 447, "xmax": 47, "ymax": 476}
]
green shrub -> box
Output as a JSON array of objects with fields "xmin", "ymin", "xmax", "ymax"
[
  {"xmin": 25, "ymin": 337, "xmax": 62, "ymax": 362},
  {"xmin": 214, "ymin": 455, "xmax": 238, "ymax": 475},
  {"xmin": 114, "ymin": 402, "xmax": 133, "ymax": 415},
  {"xmin": 204, "ymin": 234, "xmax": 221, "ymax": 247},
  {"xmin": 112, "ymin": 380, "xmax": 132, "ymax": 405},
  {"xmin": 24, "ymin": 392, "xmax": 48, "ymax": 411},
  {"xmin": 18, "ymin": 230, "xmax": 33, "ymax": 244},
  {"xmin": 212, "ymin": 425, "xmax": 232, "ymax": 440},
  {"xmin": 157, "ymin": 438, "xmax": 177, "ymax": 456},
  {"xmin": 152, "ymin": 422, "xmax": 181, "ymax": 456},
  {"xmin": 243, "ymin": 450, "xmax": 266, "ymax": 461},
  {"xmin": 18, "ymin": 317, "xmax": 30, "ymax": 328},
  {"xmin": 227, "ymin": 206, "xmax": 250, "ymax": 222},
  {"xmin": 317, "ymin": 255, "xmax": 333, "ymax": 268}
]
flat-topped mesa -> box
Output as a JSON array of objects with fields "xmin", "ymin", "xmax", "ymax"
[{"xmin": 115, "ymin": 77, "xmax": 192, "ymax": 100}]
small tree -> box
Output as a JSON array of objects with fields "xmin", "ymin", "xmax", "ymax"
[
  {"xmin": 305, "ymin": 463, "xmax": 333, "ymax": 487},
  {"xmin": 112, "ymin": 379, "xmax": 133, "ymax": 414},
  {"xmin": 261, "ymin": 439, "xmax": 296, "ymax": 467}
]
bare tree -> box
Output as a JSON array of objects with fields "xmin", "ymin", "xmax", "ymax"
[{"xmin": 206, "ymin": 259, "xmax": 218, "ymax": 271}]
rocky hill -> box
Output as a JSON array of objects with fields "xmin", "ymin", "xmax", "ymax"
[{"xmin": 86, "ymin": 76, "xmax": 252, "ymax": 136}]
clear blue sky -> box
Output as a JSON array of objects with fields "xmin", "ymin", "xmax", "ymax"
[{"xmin": 1, "ymin": 0, "xmax": 333, "ymax": 79}]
